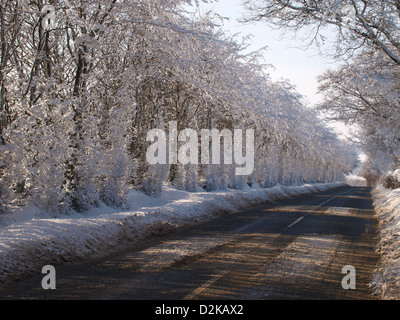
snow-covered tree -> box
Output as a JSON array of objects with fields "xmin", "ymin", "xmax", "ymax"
[{"xmin": 0, "ymin": 0, "xmax": 356, "ymax": 215}]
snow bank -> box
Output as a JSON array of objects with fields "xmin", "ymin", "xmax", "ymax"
[
  {"xmin": 345, "ymin": 174, "xmax": 367, "ymax": 187},
  {"xmin": 372, "ymin": 185, "xmax": 400, "ymax": 299},
  {"xmin": 0, "ymin": 182, "xmax": 345, "ymax": 284}
]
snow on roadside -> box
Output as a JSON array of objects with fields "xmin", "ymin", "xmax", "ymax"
[
  {"xmin": 0, "ymin": 182, "xmax": 345, "ymax": 284},
  {"xmin": 371, "ymin": 185, "xmax": 400, "ymax": 299},
  {"xmin": 345, "ymin": 174, "xmax": 367, "ymax": 187}
]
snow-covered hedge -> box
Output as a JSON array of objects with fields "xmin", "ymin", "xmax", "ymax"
[{"xmin": 382, "ymin": 169, "xmax": 400, "ymax": 190}]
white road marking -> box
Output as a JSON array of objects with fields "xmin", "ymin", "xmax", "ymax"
[
  {"xmin": 287, "ymin": 216, "xmax": 305, "ymax": 228},
  {"xmin": 317, "ymin": 197, "xmax": 336, "ymax": 207},
  {"xmin": 286, "ymin": 188, "xmax": 357, "ymax": 229},
  {"xmin": 317, "ymin": 188, "xmax": 356, "ymax": 207},
  {"xmin": 184, "ymin": 271, "xmax": 228, "ymax": 300},
  {"xmin": 186, "ymin": 188, "xmax": 357, "ymax": 299}
]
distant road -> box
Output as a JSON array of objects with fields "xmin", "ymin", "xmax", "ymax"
[{"xmin": 0, "ymin": 186, "xmax": 379, "ymax": 300}]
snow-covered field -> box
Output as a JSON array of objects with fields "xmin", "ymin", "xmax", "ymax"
[
  {"xmin": 372, "ymin": 185, "xmax": 400, "ymax": 299},
  {"xmin": 0, "ymin": 182, "xmax": 345, "ymax": 284}
]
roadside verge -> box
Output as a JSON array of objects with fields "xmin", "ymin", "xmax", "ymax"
[{"xmin": 371, "ymin": 185, "xmax": 400, "ymax": 299}]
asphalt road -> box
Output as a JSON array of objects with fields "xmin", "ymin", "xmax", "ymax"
[{"xmin": 0, "ymin": 186, "xmax": 379, "ymax": 300}]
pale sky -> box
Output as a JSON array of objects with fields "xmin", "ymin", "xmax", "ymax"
[
  {"xmin": 196, "ymin": 0, "xmax": 357, "ymax": 140},
  {"xmin": 198, "ymin": 0, "xmax": 339, "ymax": 107}
]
